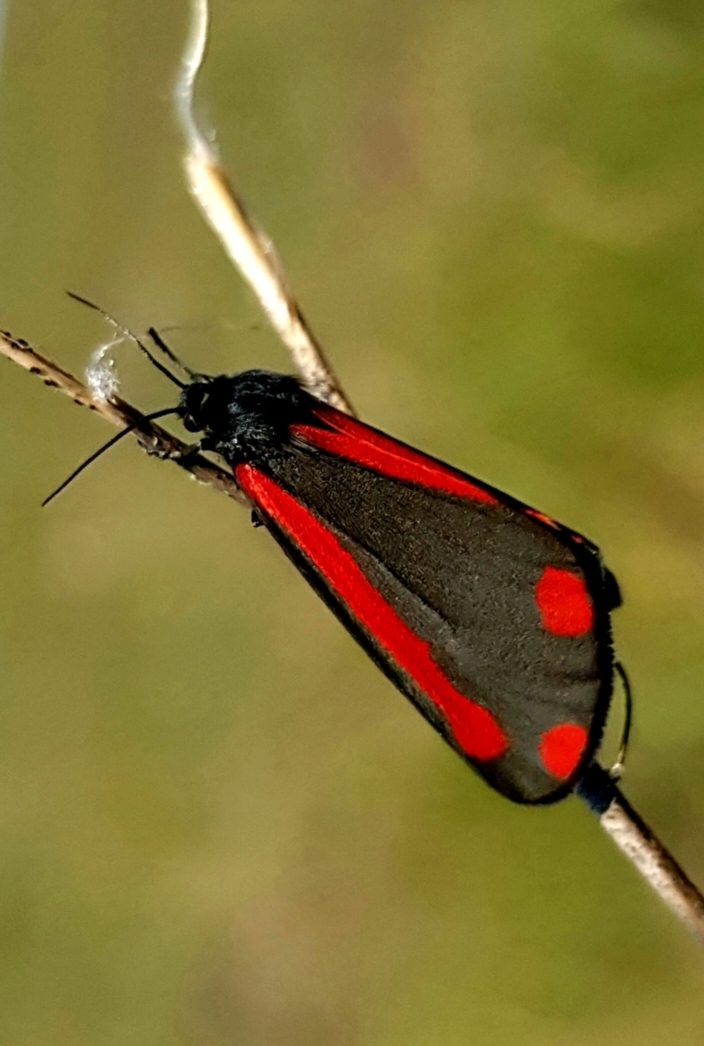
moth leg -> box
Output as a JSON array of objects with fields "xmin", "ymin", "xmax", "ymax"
[{"xmin": 142, "ymin": 439, "xmax": 201, "ymax": 462}]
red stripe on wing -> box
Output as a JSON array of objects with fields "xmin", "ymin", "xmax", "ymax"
[
  {"xmin": 236, "ymin": 463, "xmax": 507, "ymax": 762},
  {"xmin": 289, "ymin": 406, "xmax": 498, "ymax": 505}
]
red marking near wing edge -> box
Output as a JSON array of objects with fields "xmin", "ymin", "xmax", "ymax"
[
  {"xmin": 524, "ymin": 508, "xmax": 559, "ymax": 530},
  {"xmin": 535, "ymin": 566, "xmax": 593, "ymax": 637},
  {"xmin": 539, "ymin": 723, "xmax": 588, "ymax": 778},
  {"xmin": 289, "ymin": 406, "xmax": 498, "ymax": 505},
  {"xmin": 236, "ymin": 463, "xmax": 507, "ymax": 762}
]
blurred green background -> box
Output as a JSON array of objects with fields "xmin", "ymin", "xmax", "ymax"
[{"xmin": 1, "ymin": 0, "xmax": 704, "ymax": 1042}]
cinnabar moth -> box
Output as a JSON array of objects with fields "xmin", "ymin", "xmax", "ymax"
[
  {"xmin": 46, "ymin": 334, "xmax": 622, "ymax": 806},
  {"xmin": 172, "ymin": 368, "xmax": 621, "ymax": 805}
]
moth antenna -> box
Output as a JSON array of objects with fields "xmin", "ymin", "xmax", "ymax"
[
  {"xmin": 609, "ymin": 661, "xmax": 633, "ymax": 780},
  {"xmin": 66, "ymin": 292, "xmax": 186, "ymax": 389},
  {"xmin": 147, "ymin": 326, "xmax": 205, "ymax": 382},
  {"xmin": 42, "ymin": 407, "xmax": 178, "ymax": 507}
]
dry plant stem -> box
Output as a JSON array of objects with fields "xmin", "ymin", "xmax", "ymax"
[
  {"xmin": 10, "ymin": 0, "xmax": 699, "ymax": 951},
  {"xmin": 578, "ymin": 764, "xmax": 704, "ymax": 944},
  {"xmin": 184, "ymin": 156, "xmax": 352, "ymax": 412},
  {"xmin": 0, "ymin": 329, "xmax": 248, "ymax": 506},
  {"xmin": 604, "ymin": 787, "xmax": 704, "ymax": 944},
  {"xmin": 174, "ymin": 0, "xmax": 704, "ymax": 947},
  {"xmin": 175, "ymin": 0, "xmax": 354, "ymax": 415},
  {"xmin": 176, "ymin": 0, "xmax": 704, "ymax": 940}
]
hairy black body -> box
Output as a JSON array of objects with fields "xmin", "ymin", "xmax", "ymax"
[{"xmin": 180, "ymin": 369, "xmax": 315, "ymax": 466}]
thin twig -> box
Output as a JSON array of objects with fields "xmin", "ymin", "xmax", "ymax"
[
  {"xmin": 174, "ymin": 0, "xmax": 353, "ymax": 414},
  {"xmin": 0, "ymin": 328, "xmax": 248, "ymax": 506},
  {"xmin": 604, "ymin": 790, "xmax": 704, "ymax": 942},
  {"xmin": 578, "ymin": 764, "xmax": 704, "ymax": 944},
  {"xmin": 172, "ymin": 0, "xmax": 704, "ymax": 946}
]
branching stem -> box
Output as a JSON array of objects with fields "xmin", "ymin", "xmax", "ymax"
[
  {"xmin": 3, "ymin": 320, "xmax": 704, "ymax": 946},
  {"xmin": 3, "ymin": 0, "xmax": 703, "ymax": 956},
  {"xmin": 0, "ymin": 328, "xmax": 248, "ymax": 506}
]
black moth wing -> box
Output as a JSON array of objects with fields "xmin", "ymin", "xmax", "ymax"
[{"xmin": 240, "ymin": 420, "xmax": 616, "ymax": 804}]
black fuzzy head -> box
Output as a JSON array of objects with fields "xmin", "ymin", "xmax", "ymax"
[{"xmin": 179, "ymin": 368, "xmax": 316, "ymax": 466}]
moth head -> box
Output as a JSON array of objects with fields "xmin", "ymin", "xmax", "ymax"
[{"xmin": 179, "ymin": 379, "xmax": 215, "ymax": 433}]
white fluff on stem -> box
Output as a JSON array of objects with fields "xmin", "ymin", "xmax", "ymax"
[{"xmin": 85, "ymin": 335, "xmax": 124, "ymax": 402}]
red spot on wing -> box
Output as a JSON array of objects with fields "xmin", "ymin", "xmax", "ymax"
[
  {"xmin": 539, "ymin": 723, "xmax": 588, "ymax": 778},
  {"xmin": 289, "ymin": 406, "xmax": 498, "ymax": 505},
  {"xmin": 236, "ymin": 463, "xmax": 507, "ymax": 762},
  {"xmin": 535, "ymin": 566, "xmax": 593, "ymax": 636}
]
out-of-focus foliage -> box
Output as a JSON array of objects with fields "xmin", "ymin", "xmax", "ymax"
[{"xmin": 0, "ymin": 0, "xmax": 703, "ymax": 1043}]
